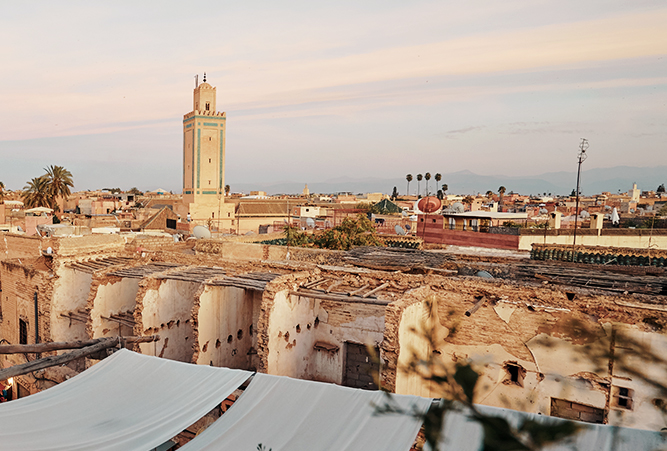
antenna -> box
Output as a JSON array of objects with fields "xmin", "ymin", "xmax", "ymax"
[
  {"xmin": 195, "ymin": 74, "xmax": 198, "ymax": 88},
  {"xmin": 571, "ymin": 138, "xmax": 589, "ymax": 260}
]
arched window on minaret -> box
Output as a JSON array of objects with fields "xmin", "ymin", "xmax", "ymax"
[{"xmin": 205, "ymin": 101, "xmax": 210, "ymax": 111}]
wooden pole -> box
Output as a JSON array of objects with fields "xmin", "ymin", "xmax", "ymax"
[
  {"xmin": 465, "ymin": 297, "xmax": 486, "ymax": 317},
  {"xmin": 348, "ymin": 284, "xmax": 370, "ymax": 297},
  {"xmin": 0, "ymin": 335, "xmax": 159, "ymax": 381},
  {"xmin": 362, "ymin": 282, "xmax": 389, "ymax": 298},
  {"xmin": 0, "ymin": 335, "xmax": 159, "ymax": 354}
]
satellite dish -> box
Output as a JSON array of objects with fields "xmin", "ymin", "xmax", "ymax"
[
  {"xmin": 539, "ymin": 208, "xmax": 548, "ymax": 215},
  {"xmin": 46, "ymin": 247, "xmax": 53, "ymax": 254},
  {"xmin": 193, "ymin": 225, "xmax": 211, "ymax": 239},
  {"xmin": 395, "ymin": 225, "xmax": 406, "ymax": 236},
  {"xmin": 413, "ymin": 200, "xmax": 423, "ymax": 215},
  {"xmin": 405, "ymin": 224, "xmax": 411, "ymax": 231},
  {"xmin": 451, "ymin": 202, "xmax": 464, "ymax": 213},
  {"xmin": 417, "ymin": 196, "xmax": 442, "ymax": 214},
  {"xmin": 401, "ymin": 210, "xmax": 408, "ymax": 217},
  {"xmin": 580, "ymin": 210, "xmax": 590, "ymax": 219},
  {"xmin": 306, "ymin": 217, "xmax": 315, "ymax": 228}
]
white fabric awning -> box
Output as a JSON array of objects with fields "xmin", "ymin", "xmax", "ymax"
[
  {"xmin": 0, "ymin": 349, "xmax": 251, "ymax": 451},
  {"xmin": 430, "ymin": 403, "xmax": 666, "ymax": 451},
  {"xmin": 181, "ymin": 373, "xmax": 432, "ymax": 451}
]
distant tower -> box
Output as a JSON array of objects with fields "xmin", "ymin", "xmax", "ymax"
[
  {"xmin": 182, "ymin": 75, "xmax": 234, "ymax": 227},
  {"xmin": 302, "ymin": 184, "xmax": 310, "ymax": 197}
]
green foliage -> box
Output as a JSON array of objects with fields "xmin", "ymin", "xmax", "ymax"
[
  {"xmin": 502, "ymin": 221, "xmax": 524, "ymax": 228},
  {"xmin": 284, "ymin": 224, "xmax": 311, "ymax": 247},
  {"xmin": 44, "ymin": 165, "xmax": 74, "ymax": 211},
  {"xmin": 658, "ymin": 203, "xmax": 667, "ymax": 217},
  {"xmin": 22, "ymin": 176, "xmax": 51, "ymax": 209},
  {"xmin": 22, "ymin": 166, "xmax": 74, "ymax": 212},
  {"xmin": 128, "ymin": 187, "xmax": 143, "ymax": 195},
  {"xmin": 657, "ymin": 184, "xmax": 665, "ymax": 193},
  {"xmin": 453, "ymin": 363, "xmax": 478, "ymax": 403},
  {"xmin": 311, "ymin": 215, "xmax": 383, "ymax": 250}
]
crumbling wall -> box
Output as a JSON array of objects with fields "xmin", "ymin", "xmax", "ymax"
[
  {"xmin": 127, "ymin": 235, "xmax": 178, "ymax": 252},
  {"xmin": 193, "ymin": 285, "xmax": 261, "ymax": 370},
  {"xmin": 89, "ymin": 276, "xmax": 140, "ymax": 338},
  {"xmin": 390, "ymin": 278, "xmax": 667, "ymax": 431},
  {"xmin": 265, "ymin": 287, "xmax": 386, "ymax": 384},
  {"xmin": 135, "ymin": 278, "xmax": 199, "ymax": 362},
  {"xmin": 52, "ymin": 234, "xmax": 126, "ymax": 257},
  {"xmin": 0, "ymin": 259, "xmax": 54, "ymax": 397},
  {"xmin": 194, "ymin": 240, "xmax": 345, "ymax": 265},
  {"xmin": 0, "ymin": 233, "xmax": 46, "ymax": 261},
  {"xmin": 50, "ymin": 265, "xmax": 93, "ymax": 343}
]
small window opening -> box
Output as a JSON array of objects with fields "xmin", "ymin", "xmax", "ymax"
[
  {"xmin": 209, "ymin": 158, "xmax": 211, "ymax": 163},
  {"xmin": 212, "ymin": 212, "xmax": 215, "ymax": 218},
  {"xmin": 237, "ymin": 329, "xmax": 243, "ymax": 340},
  {"xmin": 19, "ymin": 319, "xmax": 28, "ymax": 344},
  {"xmin": 205, "ymin": 101, "xmax": 210, "ymax": 111},
  {"xmin": 227, "ymin": 335, "xmax": 233, "ymax": 344},
  {"xmin": 504, "ymin": 362, "xmax": 525, "ymax": 386},
  {"xmin": 613, "ymin": 386, "xmax": 634, "ymax": 410}
]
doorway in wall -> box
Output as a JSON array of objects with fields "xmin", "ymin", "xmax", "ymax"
[{"xmin": 343, "ymin": 342, "xmax": 379, "ymax": 390}]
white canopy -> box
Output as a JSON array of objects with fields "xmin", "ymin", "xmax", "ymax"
[
  {"xmin": 0, "ymin": 349, "xmax": 251, "ymax": 451},
  {"xmin": 430, "ymin": 403, "xmax": 666, "ymax": 451},
  {"xmin": 182, "ymin": 373, "xmax": 432, "ymax": 451}
]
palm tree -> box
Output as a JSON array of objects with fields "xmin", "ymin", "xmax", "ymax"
[
  {"xmin": 225, "ymin": 184, "xmax": 231, "ymax": 196},
  {"xmin": 441, "ymin": 184, "xmax": 448, "ymax": 195},
  {"xmin": 417, "ymin": 174, "xmax": 423, "ymax": 198},
  {"xmin": 434, "ymin": 173, "xmax": 442, "ymax": 194},
  {"xmin": 22, "ymin": 176, "xmax": 51, "ymax": 208},
  {"xmin": 485, "ymin": 190, "xmax": 494, "ymax": 199},
  {"xmin": 498, "ymin": 186, "xmax": 506, "ymax": 210},
  {"xmin": 424, "ymin": 173, "xmax": 432, "ymax": 196},
  {"xmin": 0, "ymin": 181, "xmax": 4, "ymax": 203},
  {"xmin": 44, "ymin": 165, "xmax": 74, "ymax": 212},
  {"xmin": 405, "ymin": 174, "xmax": 413, "ymax": 196}
]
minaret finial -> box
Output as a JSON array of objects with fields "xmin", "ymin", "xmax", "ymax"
[{"xmin": 203, "ymin": 72, "xmax": 207, "ymax": 82}]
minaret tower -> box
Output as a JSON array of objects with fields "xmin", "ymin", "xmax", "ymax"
[{"xmin": 182, "ymin": 74, "xmax": 234, "ymax": 228}]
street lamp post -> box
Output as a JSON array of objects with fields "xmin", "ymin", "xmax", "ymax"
[{"xmin": 572, "ymin": 138, "xmax": 589, "ymax": 261}]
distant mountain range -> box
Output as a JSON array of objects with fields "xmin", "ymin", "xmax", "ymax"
[{"xmin": 228, "ymin": 166, "xmax": 667, "ymax": 196}]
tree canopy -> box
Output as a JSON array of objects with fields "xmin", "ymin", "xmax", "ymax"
[{"xmin": 21, "ymin": 166, "xmax": 74, "ymax": 211}]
